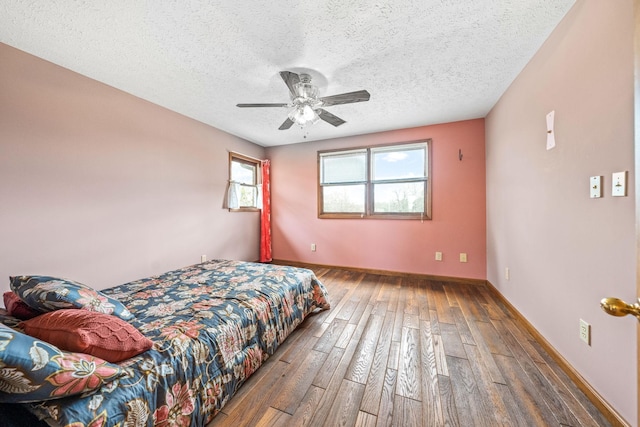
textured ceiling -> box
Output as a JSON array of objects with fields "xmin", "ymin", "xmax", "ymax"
[{"xmin": 1, "ymin": 0, "xmax": 575, "ymax": 147}]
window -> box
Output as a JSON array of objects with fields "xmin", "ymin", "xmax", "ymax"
[
  {"xmin": 318, "ymin": 140, "xmax": 431, "ymax": 219},
  {"xmin": 229, "ymin": 152, "xmax": 260, "ymax": 211}
]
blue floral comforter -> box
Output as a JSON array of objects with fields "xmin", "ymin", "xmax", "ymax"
[{"xmin": 24, "ymin": 260, "xmax": 330, "ymax": 427}]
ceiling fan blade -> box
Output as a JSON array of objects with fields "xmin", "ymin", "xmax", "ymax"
[
  {"xmin": 280, "ymin": 71, "xmax": 300, "ymax": 97},
  {"xmin": 320, "ymin": 90, "xmax": 371, "ymax": 106},
  {"xmin": 237, "ymin": 103, "xmax": 288, "ymax": 108},
  {"xmin": 278, "ymin": 118, "xmax": 295, "ymax": 130},
  {"xmin": 317, "ymin": 109, "xmax": 346, "ymax": 127}
]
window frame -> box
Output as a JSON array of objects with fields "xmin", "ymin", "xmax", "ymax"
[
  {"xmin": 318, "ymin": 140, "xmax": 432, "ymax": 220},
  {"xmin": 229, "ymin": 152, "xmax": 261, "ymax": 212}
]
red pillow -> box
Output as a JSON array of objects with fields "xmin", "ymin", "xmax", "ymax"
[
  {"xmin": 21, "ymin": 309, "xmax": 153, "ymax": 363},
  {"xmin": 3, "ymin": 291, "xmax": 40, "ymax": 320}
]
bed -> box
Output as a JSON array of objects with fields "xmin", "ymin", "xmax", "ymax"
[{"xmin": 0, "ymin": 259, "xmax": 330, "ymax": 426}]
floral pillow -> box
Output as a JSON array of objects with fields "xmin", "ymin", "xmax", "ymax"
[
  {"xmin": 0, "ymin": 309, "xmax": 22, "ymax": 330},
  {"xmin": 0, "ymin": 324, "xmax": 124, "ymax": 403},
  {"xmin": 10, "ymin": 276, "xmax": 133, "ymax": 321}
]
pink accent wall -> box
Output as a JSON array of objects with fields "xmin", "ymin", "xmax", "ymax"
[
  {"xmin": 486, "ymin": 1, "xmax": 636, "ymax": 423},
  {"xmin": 0, "ymin": 43, "xmax": 265, "ymax": 291},
  {"xmin": 266, "ymin": 119, "xmax": 486, "ymax": 280}
]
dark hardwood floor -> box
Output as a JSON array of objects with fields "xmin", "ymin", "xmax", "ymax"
[{"xmin": 208, "ymin": 267, "xmax": 612, "ymax": 427}]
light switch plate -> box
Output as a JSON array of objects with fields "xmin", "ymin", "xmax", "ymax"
[
  {"xmin": 590, "ymin": 176, "xmax": 602, "ymax": 198},
  {"xmin": 612, "ymin": 171, "xmax": 627, "ymax": 197}
]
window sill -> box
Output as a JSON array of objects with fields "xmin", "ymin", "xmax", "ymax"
[
  {"xmin": 229, "ymin": 208, "xmax": 260, "ymax": 212},
  {"xmin": 318, "ymin": 213, "xmax": 431, "ymax": 220}
]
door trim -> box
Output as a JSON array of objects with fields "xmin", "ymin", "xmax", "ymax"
[{"xmin": 634, "ymin": 0, "xmax": 640, "ymax": 425}]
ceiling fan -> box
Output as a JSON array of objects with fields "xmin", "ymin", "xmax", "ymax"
[{"xmin": 237, "ymin": 71, "xmax": 371, "ymax": 130}]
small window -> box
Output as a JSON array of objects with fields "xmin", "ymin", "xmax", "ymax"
[
  {"xmin": 229, "ymin": 152, "xmax": 260, "ymax": 211},
  {"xmin": 318, "ymin": 141, "xmax": 431, "ymax": 219}
]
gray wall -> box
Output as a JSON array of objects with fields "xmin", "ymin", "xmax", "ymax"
[
  {"xmin": 486, "ymin": 1, "xmax": 636, "ymax": 423},
  {"xmin": 0, "ymin": 43, "xmax": 265, "ymax": 291}
]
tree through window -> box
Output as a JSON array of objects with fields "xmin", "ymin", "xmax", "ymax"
[{"xmin": 318, "ymin": 140, "xmax": 431, "ymax": 219}]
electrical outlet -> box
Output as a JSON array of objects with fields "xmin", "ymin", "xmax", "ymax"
[
  {"xmin": 435, "ymin": 251, "xmax": 443, "ymax": 261},
  {"xmin": 505, "ymin": 267, "xmax": 510, "ymax": 280},
  {"xmin": 579, "ymin": 319, "xmax": 591, "ymax": 345},
  {"xmin": 459, "ymin": 253, "xmax": 467, "ymax": 263},
  {"xmin": 311, "ymin": 243, "xmax": 316, "ymax": 252}
]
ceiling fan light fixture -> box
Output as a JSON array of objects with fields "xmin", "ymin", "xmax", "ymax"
[
  {"xmin": 294, "ymin": 82, "xmax": 318, "ymax": 99},
  {"xmin": 293, "ymin": 73, "xmax": 318, "ymax": 99},
  {"xmin": 288, "ymin": 104, "xmax": 319, "ymax": 126},
  {"xmin": 303, "ymin": 104, "xmax": 318, "ymax": 121},
  {"xmin": 237, "ymin": 71, "xmax": 370, "ymax": 131}
]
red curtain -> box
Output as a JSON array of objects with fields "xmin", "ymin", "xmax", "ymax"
[{"xmin": 260, "ymin": 160, "xmax": 272, "ymax": 262}]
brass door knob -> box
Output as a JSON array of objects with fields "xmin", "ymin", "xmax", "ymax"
[{"xmin": 600, "ymin": 297, "xmax": 640, "ymax": 320}]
